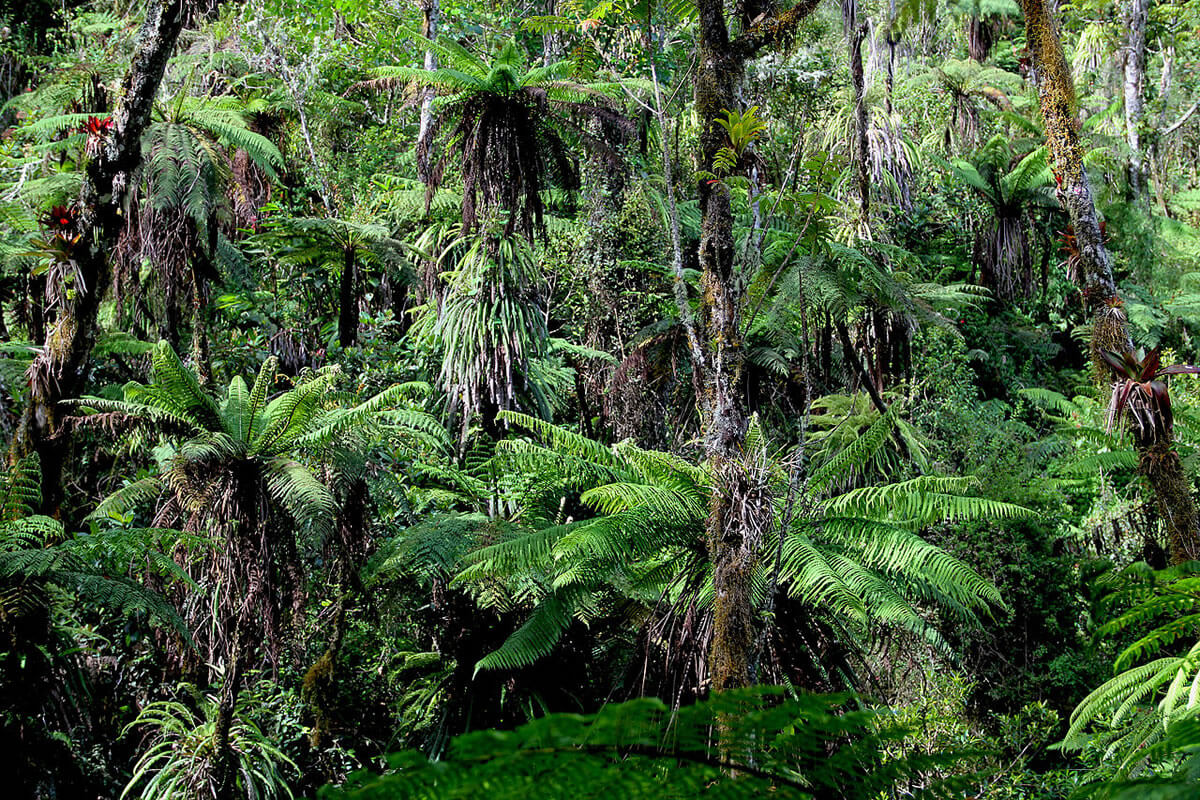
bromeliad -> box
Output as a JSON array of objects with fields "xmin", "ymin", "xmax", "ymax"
[
  {"xmin": 1101, "ymin": 347, "xmax": 1200, "ymax": 443},
  {"xmin": 80, "ymin": 115, "xmax": 113, "ymax": 158}
]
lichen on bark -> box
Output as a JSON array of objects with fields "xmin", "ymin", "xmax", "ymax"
[{"xmin": 1020, "ymin": 0, "xmax": 1200, "ymax": 564}]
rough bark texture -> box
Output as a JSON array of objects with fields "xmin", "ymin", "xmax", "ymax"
[
  {"xmin": 849, "ymin": 21, "xmax": 871, "ymax": 219},
  {"xmin": 416, "ymin": 0, "xmax": 439, "ymax": 194},
  {"xmin": 1122, "ymin": 0, "xmax": 1149, "ymax": 199},
  {"xmin": 11, "ymin": 0, "xmax": 188, "ymax": 513},
  {"xmin": 693, "ymin": 0, "xmax": 820, "ymax": 694},
  {"xmin": 1020, "ymin": 0, "xmax": 1200, "ymax": 564},
  {"xmin": 211, "ymin": 463, "xmax": 264, "ymax": 799}
]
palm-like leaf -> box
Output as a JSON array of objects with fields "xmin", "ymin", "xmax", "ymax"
[{"xmin": 452, "ymin": 411, "xmax": 1009, "ymax": 675}]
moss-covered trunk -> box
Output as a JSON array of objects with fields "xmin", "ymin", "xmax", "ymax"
[
  {"xmin": 1020, "ymin": 0, "xmax": 1200, "ymax": 564},
  {"xmin": 11, "ymin": 0, "xmax": 187, "ymax": 513},
  {"xmin": 692, "ymin": 0, "xmax": 821, "ymax": 692},
  {"xmin": 695, "ymin": 0, "xmax": 755, "ymax": 696}
]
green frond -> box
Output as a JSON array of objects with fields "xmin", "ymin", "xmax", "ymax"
[
  {"xmin": 580, "ymin": 481, "xmax": 706, "ymax": 521},
  {"xmin": 552, "ymin": 511, "xmax": 696, "ymax": 569},
  {"xmin": 322, "ymin": 686, "xmax": 970, "ymax": 800},
  {"xmin": 263, "ymin": 457, "xmax": 335, "ymax": 551},
  {"xmin": 178, "ymin": 99, "xmax": 283, "ymax": 175},
  {"xmin": 0, "ymin": 455, "xmax": 44, "ymax": 521},
  {"xmin": 819, "ymin": 476, "xmax": 1032, "ymax": 526},
  {"xmin": 243, "ymin": 356, "xmax": 278, "ymax": 445},
  {"xmin": 473, "ymin": 588, "xmax": 583, "ymax": 675},
  {"xmin": 808, "ymin": 407, "xmax": 897, "ymax": 494},
  {"xmin": 250, "ymin": 373, "xmax": 335, "ymax": 457},
  {"xmin": 457, "ymin": 523, "xmax": 572, "ymax": 581},
  {"xmin": 1017, "ymin": 387, "xmax": 1082, "ymax": 416},
  {"xmin": 87, "ymin": 477, "xmax": 164, "ymax": 522},
  {"xmin": 372, "ymin": 513, "xmax": 489, "ymax": 584},
  {"xmin": 146, "ymin": 342, "xmax": 223, "ymax": 432},
  {"xmin": 1058, "ymin": 450, "xmax": 1140, "ymax": 476},
  {"xmin": 498, "ymin": 411, "xmax": 624, "ymax": 470}
]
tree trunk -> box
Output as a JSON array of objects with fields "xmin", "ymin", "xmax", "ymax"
[
  {"xmin": 213, "ymin": 465, "xmax": 264, "ymax": 798},
  {"xmin": 966, "ymin": 15, "xmax": 994, "ymax": 62},
  {"xmin": 696, "ymin": 0, "xmax": 753, "ymax": 696},
  {"xmin": 338, "ymin": 247, "xmax": 357, "ymax": 348},
  {"xmin": 1123, "ymin": 0, "xmax": 1150, "ymax": 200},
  {"xmin": 416, "ymin": 0, "xmax": 439, "ymax": 197},
  {"xmin": 11, "ymin": 0, "xmax": 187, "ymax": 515},
  {"xmin": 1020, "ymin": 0, "xmax": 1200, "ymax": 564},
  {"xmin": 212, "ymin": 628, "xmax": 245, "ymax": 800},
  {"xmin": 848, "ymin": 18, "xmax": 871, "ymax": 219},
  {"xmin": 692, "ymin": 0, "xmax": 820, "ymax": 693}
]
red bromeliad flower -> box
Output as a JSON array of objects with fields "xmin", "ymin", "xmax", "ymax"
[
  {"xmin": 1102, "ymin": 347, "xmax": 1200, "ymax": 442},
  {"xmin": 81, "ymin": 115, "xmax": 113, "ymax": 135},
  {"xmin": 81, "ymin": 115, "xmax": 113, "ymax": 157},
  {"xmin": 40, "ymin": 205, "xmax": 75, "ymax": 231}
]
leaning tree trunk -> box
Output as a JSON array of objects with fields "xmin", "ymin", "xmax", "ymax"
[
  {"xmin": 1020, "ymin": 0, "xmax": 1200, "ymax": 564},
  {"xmin": 1122, "ymin": 0, "xmax": 1150, "ymax": 200},
  {"xmin": 11, "ymin": 0, "xmax": 188, "ymax": 513},
  {"xmin": 692, "ymin": 0, "xmax": 821, "ymax": 694}
]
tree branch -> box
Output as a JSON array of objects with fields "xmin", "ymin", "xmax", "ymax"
[
  {"xmin": 1163, "ymin": 99, "xmax": 1199, "ymax": 137},
  {"xmin": 731, "ymin": 0, "xmax": 823, "ymax": 60}
]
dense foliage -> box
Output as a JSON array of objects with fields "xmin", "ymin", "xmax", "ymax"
[{"xmin": 1, "ymin": 0, "xmax": 1200, "ymax": 797}]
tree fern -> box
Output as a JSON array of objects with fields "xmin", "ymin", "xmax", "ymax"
[
  {"xmin": 455, "ymin": 415, "xmax": 1005, "ymax": 677},
  {"xmin": 75, "ymin": 343, "xmax": 438, "ymax": 668},
  {"xmin": 1063, "ymin": 562, "xmax": 1200, "ymax": 776}
]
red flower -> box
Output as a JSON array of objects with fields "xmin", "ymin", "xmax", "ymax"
[
  {"xmin": 40, "ymin": 205, "xmax": 75, "ymax": 231},
  {"xmin": 81, "ymin": 115, "xmax": 113, "ymax": 135}
]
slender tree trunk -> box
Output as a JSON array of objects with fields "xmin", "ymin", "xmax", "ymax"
[
  {"xmin": 338, "ymin": 247, "xmax": 357, "ymax": 347},
  {"xmin": 1123, "ymin": 0, "xmax": 1150, "ymax": 200},
  {"xmin": 11, "ymin": 0, "xmax": 187, "ymax": 514},
  {"xmin": 692, "ymin": 0, "xmax": 820, "ymax": 693},
  {"xmin": 542, "ymin": 0, "xmax": 560, "ymax": 66},
  {"xmin": 1020, "ymin": 0, "xmax": 1200, "ymax": 564},
  {"xmin": 416, "ymin": 0, "xmax": 439, "ymax": 198},
  {"xmin": 849, "ymin": 21, "xmax": 871, "ymax": 220},
  {"xmin": 884, "ymin": 0, "xmax": 898, "ymax": 115},
  {"xmin": 1150, "ymin": 44, "xmax": 1175, "ymax": 216},
  {"xmin": 212, "ymin": 628, "xmax": 244, "ymax": 800},
  {"xmin": 648, "ymin": 49, "xmax": 703, "ymax": 372}
]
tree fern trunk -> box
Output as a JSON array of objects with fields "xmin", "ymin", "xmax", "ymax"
[
  {"xmin": 11, "ymin": 0, "xmax": 187, "ymax": 514},
  {"xmin": 1021, "ymin": 0, "xmax": 1200, "ymax": 563},
  {"xmin": 212, "ymin": 627, "xmax": 244, "ymax": 800}
]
